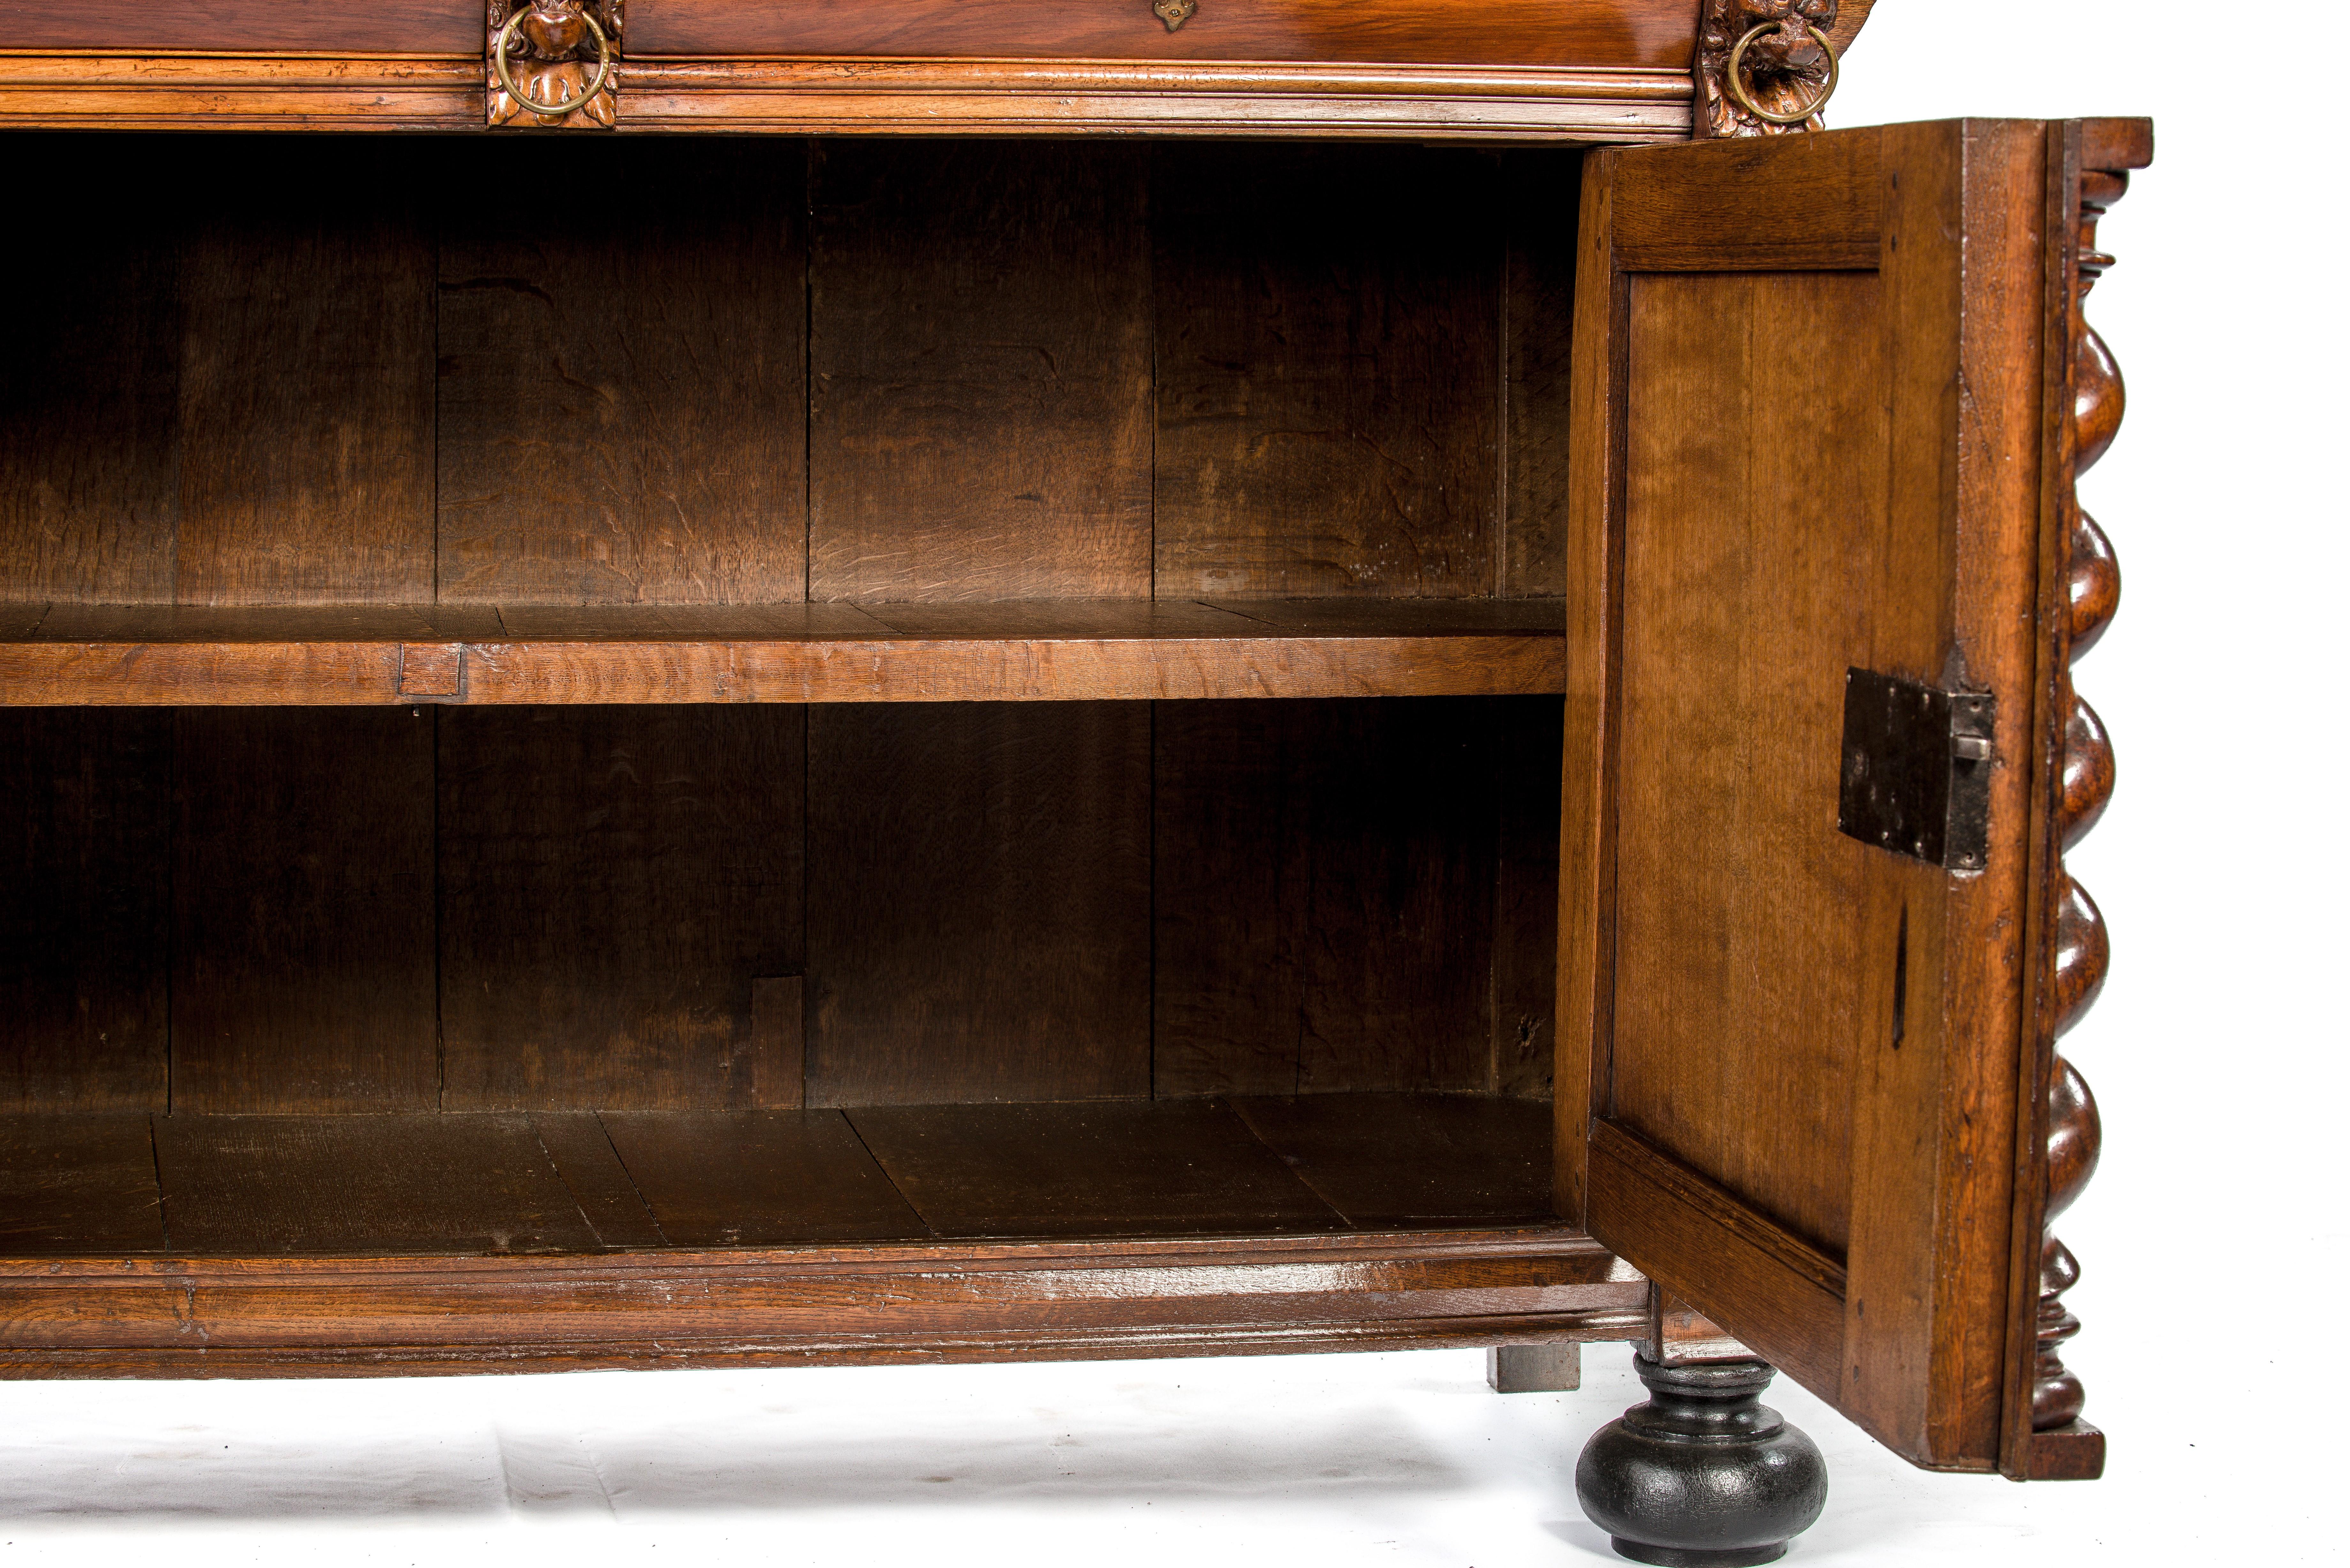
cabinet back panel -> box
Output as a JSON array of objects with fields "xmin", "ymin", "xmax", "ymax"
[
  {"xmin": 807, "ymin": 141, "xmax": 1154, "ymax": 602},
  {"xmin": 437, "ymin": 139, "xmax": 809, "ymax": 607},
  {"xmin": 1153, "ymin": 145, "xmax": 1503, "ymax": 599},
  {"xmin": 1, "ymin": 137, "xmax": 1578, "ymax": 611}
]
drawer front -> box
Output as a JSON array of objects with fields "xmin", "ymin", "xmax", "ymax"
[
  {"xmin": 0, "ymin": 0, "xmax": 479, "ymax": 53},
  {"xmin": 629, "ymin": 0, "xmax": 1694, "ymax": 70}
]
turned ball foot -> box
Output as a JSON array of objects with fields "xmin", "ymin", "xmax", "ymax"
[{"xmin": 1575, "ymin": 1355, "xmax": 1827, "ymax": 1566}]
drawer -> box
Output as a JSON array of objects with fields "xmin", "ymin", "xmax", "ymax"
[
  {"xmin": 0, "ymin": 0, "xmax": 1695, "ymax": 72},
  {"xmin": 628, "ymin": 0, "xmax": 1696, "ymax": 70}
]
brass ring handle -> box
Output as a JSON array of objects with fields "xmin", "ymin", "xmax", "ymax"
[
  {"xmin": 1725, "ymin": 21, "xmax": 1839, "ymax": 127},
  {"xmin": 493, "ymin": 8, "xmax": 614, "ymax": 118}
]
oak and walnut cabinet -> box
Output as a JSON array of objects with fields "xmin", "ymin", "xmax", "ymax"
[{"xmin": 0, "ymin": 0, "xmax": 2144, "ymax": 1554}]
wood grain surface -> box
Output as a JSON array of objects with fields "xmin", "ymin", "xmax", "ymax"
[
  {"xmin": 805, "ymin": 703, "xmax": 1152, "ymax": 1105},
  {"xmin": 599, "ymin": 1110, "xmax": 929, "ymax": 1245},
  {"xmin": 169, "ymin": 710, "xmax": 439, "ymax": 1114},
  {"xmin": 1232, "ymin": 1093, "xmax": 1554, "ymax": 1226},
  {"xmin": 0, "ymin": 1114, "xmax": 166, "ymax": 1255},
  {"xmin": 437, "ymin": 706, "xmax": 803, "ymax": 1111},
  {"xmin": 1154, "ymin": 145, "xmax": 1501, "ymax": 597},
  {"xmin": 808, "ymin": 141, "xmax": 1152, "ymax": 601},
  {"xmin": 848, "ymin": 1100, "xmax": 1346, "ymax": 1238},
  {"xmin": 438, "ymin": 140, "xmax": 807, "ymax": 606},
  {"xmin": 0, "ymin": 712, "xmax": 171, "ymax": 1111},
  {"xmin": 0, "ymin": 0, "xmax": 482, "ymax": 52},
  {"xmin": 629, "ymin": 0, "xmax": 1700, "ymax": 68}
]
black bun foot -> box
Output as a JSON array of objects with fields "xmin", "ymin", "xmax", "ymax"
[{"xmin": 1576, "ymin": 1355, "xmax": 1827, "ymax": 1566}]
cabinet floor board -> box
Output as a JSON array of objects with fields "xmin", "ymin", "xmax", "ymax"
[{"xmin": 1232, "ymin": 1093, "xmax": 1554, "ymax": 1228}]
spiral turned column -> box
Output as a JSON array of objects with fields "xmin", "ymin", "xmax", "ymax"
[{"xmin": 2030, "ymin": 155, "xmax": 2133, "ymax": 1476}]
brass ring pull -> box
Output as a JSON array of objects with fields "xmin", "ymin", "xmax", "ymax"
[
  {"xmin": 493, "ymin": 8, "xmax": 614, "ymax": 118},
  {"xmin": 1725, "ymin": 21, "xmax": 1839, "ymax": 127}
]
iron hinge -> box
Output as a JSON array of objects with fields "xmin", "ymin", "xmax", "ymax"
[{"xmin": 1836, "ymin": 668, "xmax": 1997, "ymax": 871}]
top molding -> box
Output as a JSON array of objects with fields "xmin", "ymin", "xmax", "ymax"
[{"xmin": 0, "ymin": 0, "xmax": 1874, "ymax": 142}]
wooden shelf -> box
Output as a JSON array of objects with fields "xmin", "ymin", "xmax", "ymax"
[
  {"xmin": 0, "ymin": 1093, "xmax": 1555, "ymax": 1259},
  {"xmin": 0, "ymin": 600, "xmax": 1565, "ymax": 707}
]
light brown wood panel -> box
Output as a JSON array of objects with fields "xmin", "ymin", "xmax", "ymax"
[
  {"xmin": 175, "ymin": 139, "xmax": 436, "ymax": 606},
  {"xmin": 631, "ymin": 0, "xmax": 1701, "ymax": 67},
  {"xmin": 808, "ymin": 141, "xmax": 1151, "ymax": 601},
  {"xmin": 438, "ymin": 706, "xmax": 803, "ymax": 1111},
  {"xmin": 1154, "ymin": 144, "xmax": 1501, "ymax": 598},
  {"xmin": 847, "ymin": 1100, "xmax": 1346, "ymax": 1239},
  {"xmin": 0, "ymin": 712, "xmax": 171, "ymax": 1112},
  {"xmin": 170, "ymin": 710, "xmax": 437, "ymax": 1113},
  {"xmin": 0, "ymin": 138, "xmax": 180, "ymax": 603},
  {"xmin": 806, "ymin": 703, "xmax": 1150, "ymax": 1106},
  {"xmin": 154, "ymin": 1115, "xmax": 602, "ymax": 1255},
  {"xmin": 1608, "ymin": 268, "xmax": 1890, "ymax": 1259},
  {"xmin": 599, "ymin": 1110, "xmax": 930, "ymax": 1246},
  {"xmin": 0, "ymin": 1114, "xmax": 165, "ymax": 1256},
  {"xmin": 438, "ymin": 139, "xmax": 807, "ymax": 606}
]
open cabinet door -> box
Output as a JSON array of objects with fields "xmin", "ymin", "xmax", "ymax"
[{"xmin": 1555, "ymin": 119, "xmax": 2137, "ymax": 1480}]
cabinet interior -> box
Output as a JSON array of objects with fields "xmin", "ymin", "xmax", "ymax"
[{"xmin": 0, "ymin": 132, "xmax": 1585, "ymax": 1260}]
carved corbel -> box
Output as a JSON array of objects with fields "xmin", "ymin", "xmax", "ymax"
[
  {"xmin": 488, "ymin": 0, "xmax": 622, "ymax": 130},
  {"xmin": 1695, "ymin": 0, "xmax": 1874, "ymax": 139}
]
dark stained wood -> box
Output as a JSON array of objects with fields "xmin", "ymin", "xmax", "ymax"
[
  {"xmin": 0, "ymin": 0, "xmax": 484, "ymax": 52},
  {"xmin": 438, "ymin": 706, "xmax": 803, "ymax": 1111},
  {"xmin": 1154, "ymin": 144, "xmax": 1501, "ymax": 598},
  {"xmin": 0, "ymin": 140, "xmax": 180, "ymax": 604},
  {"xmin": 438, "ymin": 139, "xmax": 807, "ymax": 607},
  {"xmin": 0, "ymin": 712, "xmax": 171, "ymax": 1112},
  {"xmin": 1298, "ymin": 699, "xmax": 1501, "ymax": 1092},
  {"xmin": 1153, "ymin": 698, "xmax": 1550, "ymax": 1098},
  {"xmin": 598, "ymin": 1110, "xmax": 930, "ymax": 1246},
  {"xmin": 1608, "ymin": 130, "xmax": 1880, "ymax": 271},
  {"xmin": 527, "ymin": 1112, "xmax": 668, "ymax": 1250},
  {"xmin": 176, "ymin": 139, "xmax": 436, "ymax": 607},
  {"xmin": 808, "ymin": 141, "xmax": 1151, "ymax": 601},
  {"xmin": 1504, "ymin": 148, "xmax": 1586, "ymax": 597},
  {"xmin": 0, "ymin": 1227, "xmax": 1642, "ymax": 1375},
  {"xmin": 170, "ymin": 710, "xmax": 438, "ymax": 1114},
  {"xmin": 153, "ymin": 1115, "xmax": 602, "ymax": 1256},
  {"xmin": 1232, "ymin": 1093, "xmax": 1554, "ymax": 1227},
  {"xmin": 806, "ymin": 703, "xmax": 1150, "ymax": 1106},
  {"xmin": 0, "ymin": 1114, "xmax": 165, "ymax": 1255},
  {"xmin": 748, "ymin": 976, "xmax": 808, "ymax": 1112},
  {"xmin": 633, "ymin": 0, "xmax": 1702, "ymax": 67},
  {"xmin": 848, "ymin": 1100, "xmax": 1346, "ymax": 1239}
]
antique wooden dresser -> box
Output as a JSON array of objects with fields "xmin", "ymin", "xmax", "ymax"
[{"xmin": 0, "ymin": 2, "xmax": 2144, "ymax": 1559}]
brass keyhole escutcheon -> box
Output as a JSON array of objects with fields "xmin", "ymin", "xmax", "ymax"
[{"xmin": 1154, "ymin": 0, "xmax": 1197, "ymax": 31}]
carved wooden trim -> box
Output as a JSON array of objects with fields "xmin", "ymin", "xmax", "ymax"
[
  {"xmin": 2026, "ymin": 129, "xmax": 2146, "ymax": 1482},
  {"xmin": 1694, "ymin": 0, "xmax": 1873, "ymax": 138},
  {"xmin": 487, "ymin": 0, "xmax": 621, "ymax": 129}
]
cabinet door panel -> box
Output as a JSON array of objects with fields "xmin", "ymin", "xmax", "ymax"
[{"xmin": 1561, "ymin": 121, "xmax": 2066, "ymax": 1473}]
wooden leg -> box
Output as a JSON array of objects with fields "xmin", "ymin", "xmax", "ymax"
[
  {"xmin": 1575, "ymin": 1354, "xmax": 1826, "ymax": 1567},
  {"xmin": 1487, "ymin": 1342, "xmax": 1581, "ymax": 1392}
]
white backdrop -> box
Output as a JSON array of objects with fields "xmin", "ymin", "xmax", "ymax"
[{"xmin": 6, "ymin": 4, "xmax": 2341, "ymax": 1564}]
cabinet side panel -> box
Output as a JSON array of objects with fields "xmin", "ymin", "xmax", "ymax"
[
  {"xmin": 438, "ymin": 707, "xmax": 805, "ymax": 1112},
  {"xmin": 807, "ymin": 141, "xmax": 1152, "ymax": 602},
  {"xmin": 1503, "ymin": 148, "xmax": 1585, "ymax": 598},
  {"xmin": 1153, "ymin": 145, "xmax": 1502, "ymax": 599},
  {"xmin": 438, "ymin": 140, "xmax": 809, "ymax": 607},
  {"xmin": 1608, "ymin": 269, "xmax": 1892, "ymax": 1260},
  {"xmin": 0, "ymin": 713, "xmax": 172, "ymax": 1111},
  {"xmin": 171, "ymin": 710, "xmax": 437, "ymax": 1113},
  {"xmin": 176, "ymin": 140, "xmax": 436, "ymax": 607},
  {"xmin": 0, "ymin": 138, "xmax": 181, "ymax": 605},
  {"xmin": 806, "ymin": 703, "xmax": 1151, "ymax": 1106}
]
